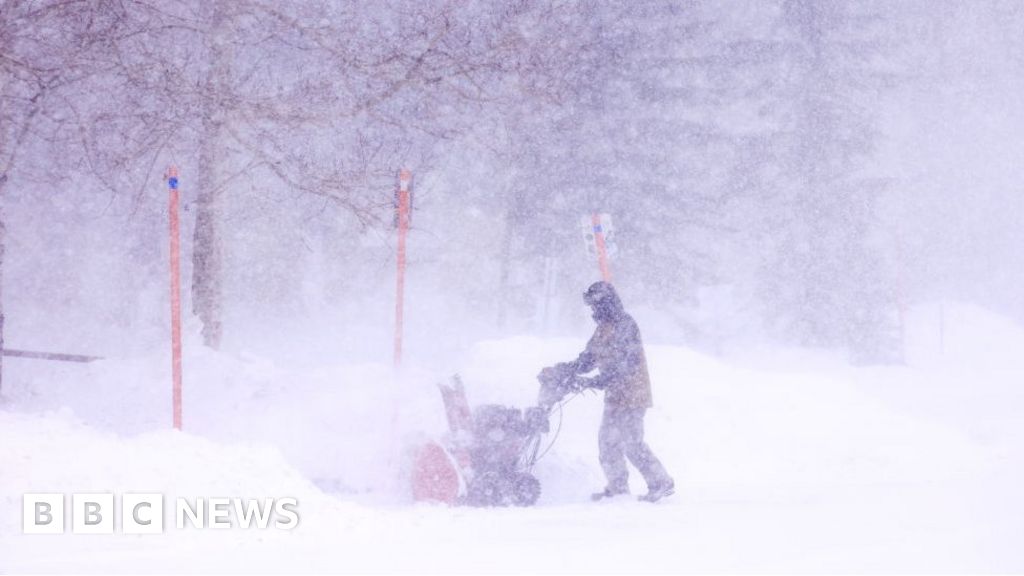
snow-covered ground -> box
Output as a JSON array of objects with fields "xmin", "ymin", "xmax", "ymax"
[{"xmin": 2, "ymin": 302, "xmax": 1023, "ymax": 573}]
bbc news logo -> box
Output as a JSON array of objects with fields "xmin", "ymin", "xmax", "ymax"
[{"xmin": 23, "ymin": 493, "xmax": 299, "ymax": 534}]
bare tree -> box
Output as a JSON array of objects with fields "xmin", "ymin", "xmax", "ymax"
[
  {"xmin": 61, "ymin": 0, "xmax": 604, "ymax": 347},
  {"xmin": 1, "ymin": 0, "xmax": 139, "ymax": 386}
]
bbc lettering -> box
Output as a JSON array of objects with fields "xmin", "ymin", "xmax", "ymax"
[{"xmin": 23, "ymin": 494, "xmax": 299, "ymax": 533}]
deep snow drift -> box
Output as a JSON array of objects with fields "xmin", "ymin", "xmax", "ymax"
[{"xmin": 2, "ymin": 302, "xmax": 1023, "ymax": 573}]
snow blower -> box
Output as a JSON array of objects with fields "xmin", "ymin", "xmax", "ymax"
[{"xmin": 410, "ymin": 365, "xmax": 581, "ymax": 506}]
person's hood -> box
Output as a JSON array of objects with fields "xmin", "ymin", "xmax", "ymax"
[{"xmin": 583, "ymin": 281, "xmax": 625, "ymax": 323}]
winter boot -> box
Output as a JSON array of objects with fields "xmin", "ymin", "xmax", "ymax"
[
  {"xmin": 591, "ymin": 486, "xmax": 629, "ymax": 502},
  {"xmin": 638, "ymin": 480, "xmax": 675, "ymax": 503}
]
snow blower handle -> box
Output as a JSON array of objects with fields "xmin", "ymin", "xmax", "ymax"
[{"xmin": 536, "ymin": 362, "xmax": 584, "ymax": 410}]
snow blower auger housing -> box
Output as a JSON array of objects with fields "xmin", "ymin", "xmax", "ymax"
[{"xmin": 410, "ymin": 369, "xmax": 580, "ymax": 507}]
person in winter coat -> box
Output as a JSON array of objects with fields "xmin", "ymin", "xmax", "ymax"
[{"xmin": 543, "ymin": 281, "xmax": 675, "ymax": 502}]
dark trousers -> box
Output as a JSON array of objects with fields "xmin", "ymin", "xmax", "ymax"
[{"xmin": 599, "ymin": 403, "xmax": 672, "ymax": 492}]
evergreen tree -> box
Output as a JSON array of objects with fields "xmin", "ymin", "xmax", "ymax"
[{"xmin": 753, "ymin": 0, "xmax": 900, "ymax": 361}]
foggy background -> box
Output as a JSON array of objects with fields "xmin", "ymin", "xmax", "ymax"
[{"xmin": 3, "ymin": 0, "xmax": 1023, "ymax": 371}]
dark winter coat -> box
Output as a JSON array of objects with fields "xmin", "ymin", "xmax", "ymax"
[{"xmin": 572, "ymin": 282, "xmax": 653, "ymax": 409}]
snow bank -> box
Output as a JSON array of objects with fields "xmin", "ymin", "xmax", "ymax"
[
  {"xmin": 2, "ymin": 304, "xmax": 1023, "ymax": 572},
  {"xmin": 0, "ymin": 409, "xmax": 333, "ymax": 515},
  {"xmin": 0, "ymin": 409, "xmax": 369, "ymax": 573}
]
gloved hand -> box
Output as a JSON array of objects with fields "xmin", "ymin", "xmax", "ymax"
[
  {"xmin": 575, "ymin": 374, "xmax": 611, "ymax": 392},
  {"xmin": 569, "ymin": 375, "xmax": 593, "ymax": 392},
  {"xmin": 539, "ymin": 362, "xmax": 576, "ymax": 384},
  {"xmin": 538, "ymin": 365, "xmax": 560, "ymax": 385}
]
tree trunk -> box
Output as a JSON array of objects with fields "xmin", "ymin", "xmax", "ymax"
[
  {"xmin": 0, "ymin": 177, "xmax": 6, "ymax": 393},
  {"xmin": 191, "ymin": 131, "xmax": 224, "ymax": 349},
  {"xmin": 190, "ymin": 5, "xmax": 229, "ymax": 350},
  {"xmin": 496, "ymin": 214, "xmax": 514, "ymax": 330},
  {"xmin": 495, "ymin": 184, "xmax": 526, "ymax": 330}
]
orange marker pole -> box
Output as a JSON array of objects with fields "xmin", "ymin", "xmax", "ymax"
[
  {"xmin": 394, "ymin": 169, "xmax": 412, "ymax": 367},
  {"xmin": 167, "ymin": 166, "xmax": 183, "ymax": 430},
  {"xmin": 592, "ymin": 213, "xmax": 612, "ymax": 282}
]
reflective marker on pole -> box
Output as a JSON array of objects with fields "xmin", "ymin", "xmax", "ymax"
[
  {"xmin": 591, "ymin": 213, "xmax": 612, "ymax": 282},
  {"xmin": 167, "ymin": 166, "xmax": 183, "ymax": 430},
  {"xmin": 394, "ymin": 169, "xmax": 412, "ymax": 367}
]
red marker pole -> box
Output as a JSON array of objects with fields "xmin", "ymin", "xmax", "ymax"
[
  {"xmin": 592, "ymin": 213, "xmax": 612, "ymax": 282},
  {"xmin": 394, "ymin": 169, "xmax": 412, "ymax": 367},
  {"xmin": 167, "ymin": 166, "xmax": 183, "ymax": 430}
]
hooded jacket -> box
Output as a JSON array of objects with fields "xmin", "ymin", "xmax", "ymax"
[{"xmin": 573, "ymin": 282, "xmax": 653, "ymax": 409}]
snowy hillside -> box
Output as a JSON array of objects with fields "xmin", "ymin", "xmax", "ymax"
[{"xmin": 2, "ymin": 302, "xmax": 1022, "ymax": 573}]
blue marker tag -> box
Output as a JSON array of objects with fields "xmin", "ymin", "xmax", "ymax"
[
  {"xmin": 592, "ymin": 225, "xmax": 603, "ymax": 233},
  {"xmin": 168, "ymin": 177, "xmax": 179, "ymax": 190}
]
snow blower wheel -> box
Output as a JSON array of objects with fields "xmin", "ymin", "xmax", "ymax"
[
  {"xmin": 510, "ymin": 473, "xmax": 541, "ymax": 506},
  {"xmin": 466, "ymin": 471, "xmax": 507, "ymax": 506}
]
